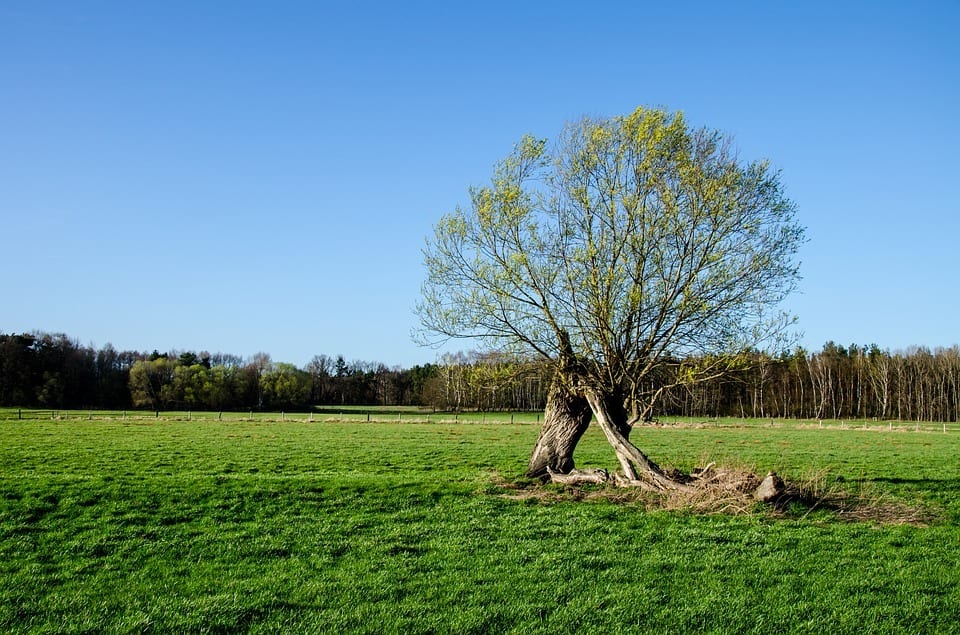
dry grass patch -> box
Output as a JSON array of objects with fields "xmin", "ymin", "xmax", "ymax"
[{"xmin": 491, "ymin": 467, "xmax": 937, "ymax": 525}]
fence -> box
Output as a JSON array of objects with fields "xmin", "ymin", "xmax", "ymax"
[
  {"xmin": 2, "ymin": 408, "xmax": 958, "ymax": 433},
  {"xmin": 0, "ymin": 408, "xmax": 544, "ymax": 425}
]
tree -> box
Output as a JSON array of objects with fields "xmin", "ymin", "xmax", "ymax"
[
  {"xmin": 248, "ymin": 352, "xmax": 272, "ymax": 409},
  {"xmin": 128, "ymin": 357, "xmax": 175, "ymax": 411},
  {"xmin": 207, "ymin": 364, "xmax": 243, "ymax": 410},
  {"xmin": 95, "ymin": 344, "xmax": 134, "ymax": 408},
  {"xmin": 418, "ymin": 106, "xmax": 804, "ymax": 488},
  {"xmin": 306, "ymin": 354, "xmax": 334, "ymax": 404},
  {"xmin": 171, "ymin": 363, "xmax": 211, "ymax": 409},
  {"xmin": 261, "ymin": 362, "xmax": 311, "ymax": 409},
  {"xmin": 0, "ymin": 333, "xmax": 39, "ymax": 406}
]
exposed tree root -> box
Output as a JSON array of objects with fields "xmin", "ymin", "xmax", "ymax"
[
  {"xmin": 544, "ymin": 462, "xmax": 748, "ymax": 495},
  {"xmin": 545, "ymin": 467, "xmax": 608, "ymax": 485}
]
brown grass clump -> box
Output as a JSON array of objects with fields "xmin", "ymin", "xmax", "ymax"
[{"xmin": 490, "ymin": 467, "xmax": 936, "ymax": 526}]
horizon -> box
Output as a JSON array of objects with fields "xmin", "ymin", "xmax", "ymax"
[{"xmin": 4, "ymin": 326, "xmax": 958, "ymax": 371}]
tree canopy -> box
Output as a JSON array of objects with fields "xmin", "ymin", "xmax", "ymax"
[{"xmin": 418, "ymin": 106, "xmax": 806, "ymax": 485}]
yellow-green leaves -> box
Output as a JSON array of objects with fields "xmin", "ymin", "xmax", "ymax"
[
  {"xmin": 418, "ymin": 105, "xmax": 803, "ymax": 379},
  {"xmin": 516, "ymin": 134, "xmax": 547, "ymax": 161}
]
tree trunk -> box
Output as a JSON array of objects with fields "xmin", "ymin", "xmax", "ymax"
[
  {"xmin": 584, "ymin": 388, "xmax": 685, "ymax": 491},
  {"xmin": 526, "ymin": 377, "xmax": 592, "ymax": 478}
]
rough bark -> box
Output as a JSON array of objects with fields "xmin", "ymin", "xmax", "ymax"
[
  {"xmin": 546, "ymin": 467, "xmax": 609, "ymax": 484},
  {"xmin": 527, "ymin": 332, "xmax": 686, "ymax": 489},
  {"xmin": 526, "ymin": 377, "xmax": 593, "ymax": 478},
  {"xmin": 584, "ymin": 388, "xmax": 687, "ymax": 491}
]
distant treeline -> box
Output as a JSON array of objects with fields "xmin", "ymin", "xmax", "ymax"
[
  {"xmin": 0, "ymin": 332, "xmax": 439, "ymax": 411},
  {"xmin": 1, "ymin": 332, "xmax": 959, "ymax": 421}
]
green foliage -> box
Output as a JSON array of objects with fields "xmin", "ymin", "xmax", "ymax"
[
  {"xmin": 128, "ymin": 357, "xmax": 175, "ymax": 410},
  {"xmin": 1, "ymin": 418, "xmax": 958, "ymax": 632},
  {"xmin": 260, "ymin": 363, "xmax": 311, "ymax": 408},
  {"xmin": 418, "ymin": 106, "xmax": 805, "ymax": 414}
]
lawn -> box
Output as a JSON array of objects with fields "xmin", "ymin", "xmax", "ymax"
[{"xmin": 1, "ymin": 416, "xmax": 958, "ymax": 633}]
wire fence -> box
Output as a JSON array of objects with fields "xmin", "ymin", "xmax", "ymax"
[
  {"xmin": 2, "ymin": 408, "xmax": 958, "ymax": 433},
  {"xmin": 0, "ymin": 408, "xmax": 543, "ymax": 425}
]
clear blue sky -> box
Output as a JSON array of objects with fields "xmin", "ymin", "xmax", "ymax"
[{"xmin": 2, "ymin": 1, "xmax": 958, "ymax": 367}]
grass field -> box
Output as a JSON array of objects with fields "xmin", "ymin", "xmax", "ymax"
[{"xmin": 1, "ymin": 413, "xmax": 959, "ymax": 633}]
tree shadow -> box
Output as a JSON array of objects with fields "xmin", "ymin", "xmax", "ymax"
[{"xmin": 767, "ymin": 475, "xmax": 945, "ymax": 526}]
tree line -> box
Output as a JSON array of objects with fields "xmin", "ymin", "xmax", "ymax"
[
  {"xmin": 431, "ymin": 345, "xmax": 960, "ymax": 422},
  {"xmin": 683, "ymin": 342, "xmax": 960, "ymax": 423},
  {"xmin": 0, "ymin": 332, "xmax": 436, "ymax": 411},
  {"xmin": 1, "ymin": 331, "xmax": 958, "ymax": 421}
]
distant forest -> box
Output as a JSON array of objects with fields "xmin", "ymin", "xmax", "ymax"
[{"xmin": 2, "ymin": 331, "xmax": 959, "ymax": 422}]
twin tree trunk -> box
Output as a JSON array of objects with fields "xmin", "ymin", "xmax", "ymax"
[
  {"xmin": 526, "ymin": 379, "xmax": 592, "ymax": 478},
  {"xmin": 526, "ymin": 373, "xmax": 680, "ymax": 490}
]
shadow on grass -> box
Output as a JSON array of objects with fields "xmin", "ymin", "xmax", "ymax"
[
  {"xmin": 767, "ymin": 479, "xmax": 940, "ymax": 526},
  {"xmin": 866, "ymin": 476, "xmax": 960, "ymax": 489}
]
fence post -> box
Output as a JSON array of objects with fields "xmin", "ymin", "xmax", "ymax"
[{"xmin": 18, "ymin": 408, "xmax": 21, "ymax": 420}]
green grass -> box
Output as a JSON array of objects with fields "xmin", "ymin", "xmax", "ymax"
[
  {"xmin": 0, "ymin": 406, "xmax": 547, "ymax": 425},
  {"xmin": 1, "ymin": 417, "xmax": 959, "ymax": 633}
]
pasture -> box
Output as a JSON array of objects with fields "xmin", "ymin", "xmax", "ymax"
[{"xmin": 1, "ymin": 412, "xmax": 958, "ymax": 633}]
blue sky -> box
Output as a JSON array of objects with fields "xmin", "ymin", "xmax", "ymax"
[{"xmin": 2, "ymin": 1, "xmax": 958, "ymax": 367}]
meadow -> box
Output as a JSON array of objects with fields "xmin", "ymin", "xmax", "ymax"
[{"xmin": 1, "ymin": 411, "xmax": 958, "ymax": 633}]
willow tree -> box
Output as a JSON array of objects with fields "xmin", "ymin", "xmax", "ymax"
[{"xmin": 417, "ymin": 107, "xmax": 804, "ymax": 489}]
